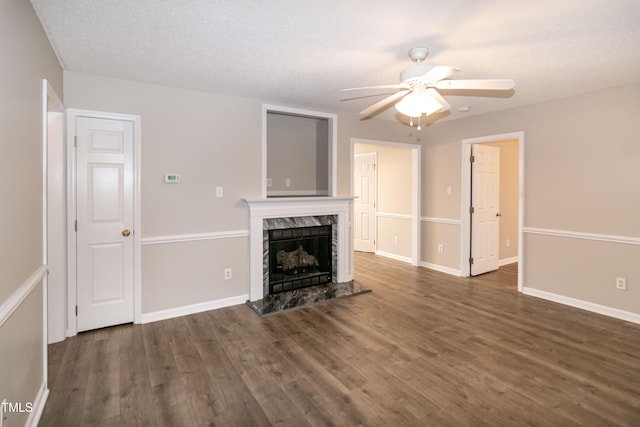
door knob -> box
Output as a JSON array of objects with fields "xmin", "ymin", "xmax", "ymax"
[
  {"xmin": 122, "ymin": 229, "xmax": 131, "ymax": 237},
  {"xmin": 496, "ymin": 212, "xmax": 502, "ymax": 217}
]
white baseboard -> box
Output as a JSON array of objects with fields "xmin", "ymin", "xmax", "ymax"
[
  {"xmin": 375, "ymin": 250, "xmax": 412, "ymax": 264},
  {"xmin": 499, "ymin": 256, "xmax": 519, "ymax": 266},
  {"xmin": 420, "ymin": 261, "xmax": 462, "ymax": 277},
  {"xmin": 522, "ymin": 287, "xmax": 640, "ymax": 325},
  {"xmin": 421, "ymin": 258, "xmax": 513, "ymax": 277},
  {"xmin": 141, "ymin": 294, "xmax": 249, "ymax": 324},
  {"xmin": 26, "ymin": 381, "xmax": 49, "ymax": 427}
]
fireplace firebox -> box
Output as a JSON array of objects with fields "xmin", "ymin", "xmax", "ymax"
[{"xmin": 268, "ymin": 225, "xmax": 332, "ymax": 294}]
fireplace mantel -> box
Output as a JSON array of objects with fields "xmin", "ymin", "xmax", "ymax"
[{"xmin": 245, "ymin": 197, "xmax": 353, "ymax": 301}]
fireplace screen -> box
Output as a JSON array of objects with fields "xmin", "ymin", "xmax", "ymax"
[{"xmin": 268, "ymin": 225, "xmax": 332, "ymax": 294}]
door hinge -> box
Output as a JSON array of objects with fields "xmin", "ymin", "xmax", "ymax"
[
  {"xmin": 469, "ymin": 207, "xmax": 475, "ymax": 214},
  {"xmin": 75, "ymin": 220, "xmax": 77, "ymax": 232},
  {"xmin": 470, "ymin": 155, "xmax": 475, "ymax": 163},
  {"xmin": 75, "ymin": 305, "xmax": 78, "ymax": 316},
  {"xmin": 469, "ymin": 257, "xmax": 474, "ymax": 265},
  {"xmin": 74, "ymin": 135, "xmax": 78, "ymax": 148}
]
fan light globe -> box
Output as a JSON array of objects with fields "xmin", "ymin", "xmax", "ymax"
[{"xmin": 395, "ymin": 92, "xmax": 443, "ymax": 117}]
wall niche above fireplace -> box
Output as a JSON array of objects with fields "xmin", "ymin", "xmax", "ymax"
[{"xmin": 263, "ymin": 104, "xmax": 337, "ymax": 198}]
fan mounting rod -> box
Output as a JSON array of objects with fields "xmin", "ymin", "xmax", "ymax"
[{"xmin": 402, "ymin": 47, "xmax": 434, "ymax": 82}]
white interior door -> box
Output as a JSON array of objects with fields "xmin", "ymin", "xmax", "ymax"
[
  {"xmin": 354, "ymin": 153, "xmax": 376, "ymax": 252},
  {"xmin": 471, "ymin": 144, "xmax": 500, "ymax": 276},
  {"xmin": 75, "ymin": 116, "xmax": 134, "ymax": 332}
]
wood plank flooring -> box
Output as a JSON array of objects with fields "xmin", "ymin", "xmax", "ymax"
[{"xmin": 40, "ymin": 253, "xmax": 640, "ymax": 426}]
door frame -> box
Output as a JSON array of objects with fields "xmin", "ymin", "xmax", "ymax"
[
  {"xmin": 460, "ymin": 131, "xmax": 524, "ymax": 292},
  {"xmin": 66, "ymin": 109, "xmax": 142, "ymax": 337},
  {"xmin": 43, "ymin": 80, "xmax": 65, "ymax": 344},
  {"xmin": 351, "ymin": 138, "xmax": 421, "ymax": 267},
  {"xmin": 353, "ymin": 152, "xmax": 378, "ymax": 253}
]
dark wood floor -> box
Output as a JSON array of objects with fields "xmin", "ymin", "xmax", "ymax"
[{"xmin": 41, "ymin": 253, "xmax": 640, "ymax": 426}]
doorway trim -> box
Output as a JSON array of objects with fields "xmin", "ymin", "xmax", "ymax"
[
  {"xmin": 66, "ymin": 109, "xmax": 142, "ymax": 336},
  {"xmin": 351, "ymin": 138, "xmax": 421, "ymax": 267},
  {"xmin": 460, "ymin": 131, "xmax": 524, "ymax": 292},
  {"xmin": 41, "ymin": 79, "xmax": 63, "ymax": 405},
  {"xmin": 43, "ymin": 80, "xmax": 65, "ymax": 344}
]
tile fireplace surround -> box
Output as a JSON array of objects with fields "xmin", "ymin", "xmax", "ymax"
[{"xmin": 244, "ymin": 197, "xmax": 353, "ymax": 301}]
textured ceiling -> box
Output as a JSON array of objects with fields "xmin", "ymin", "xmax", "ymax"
[{"xmin": 31, "ymin": 0, "xmax": 640, "ymax": 124}]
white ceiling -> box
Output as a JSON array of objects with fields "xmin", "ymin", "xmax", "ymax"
[{"xmin": 31, "ymin": 0, "xmax": 640, "ymax": 124}]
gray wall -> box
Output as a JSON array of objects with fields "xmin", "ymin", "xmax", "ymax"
[
  {"xmin": 63, "ymin": 71, "xmax": 640, "ymax": 323},
  {"xmin": 421, "ymin": 83, "xmax": 640, "ymax": 316},
  {"xmin": 64, "ymin": 71, "xmax": 259, "ymax": 314},
  {"xmin": 0, "ymin": 0, "xmax": 63, "ymax": 425},
  {"xmin": 63, "ymin": 71, "xmax": 424, "ymax": 315}
]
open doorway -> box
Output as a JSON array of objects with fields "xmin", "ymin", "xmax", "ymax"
[
  {"xmin": 460, "ymin": 132, "xmax": 524, "ymax": 292},
  {"xmin": 351, "ymin": 138, "xmax": 420, "ymax": 269}
]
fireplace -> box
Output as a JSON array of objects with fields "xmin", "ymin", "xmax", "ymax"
[
  {"xmin": 245, "ymin": 197, "xmax": 353, "ymax": 301},
  {"xmin": 262, "ymin": 214, "xmax": 337, "ymax": 298},
  {"xmin": 268, "ymin": 224, "xmax": 332, "ymax": 294}
]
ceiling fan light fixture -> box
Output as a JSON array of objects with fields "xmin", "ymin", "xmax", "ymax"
[
  {"xmin": 395, "ymin": 92, "xmax": 443, "ymax": 117},
  {"xmin": 342, "ymin": 47, "xmax": 514, "ymax": 126}
]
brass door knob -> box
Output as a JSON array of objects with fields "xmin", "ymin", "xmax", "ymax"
[
  {"xmin": 496, "ymin": 212, "xmax": 502, "ymax": 217},
  {"xmin": 122, "ymin": 229, "xmax": 131, "ymax": 237}
]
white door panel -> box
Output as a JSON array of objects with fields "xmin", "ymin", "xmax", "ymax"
[
  {"xmin": 471, "ymin": 144, "xmax": 500, "ymax": 276},
  {"xmin": 89, "ymin": 164, "xmax": 124, "ymax": 221},
  {"xmin": 354, "ymin": 153, "xmax": 376, "ymax": 252},
  {"xmin": 76, "ymin": 117, "xmax": 134, "ymax": 332},
  {"xmin": 360, "ymin": 213, "xmax": 370, "ymax": 240},
  {"xmin": 90, "ymin": 243, "xmax": 124, "ymax": 302}
]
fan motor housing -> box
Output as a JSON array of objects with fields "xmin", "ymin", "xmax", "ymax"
[{"xmin": 401, "ymin": 64, "xmax": 434, "ymax": 83}]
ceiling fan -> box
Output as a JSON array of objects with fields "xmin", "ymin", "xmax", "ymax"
[{"xmin": 342, "ymin": 47, "xmax": 515, "ymax": 128}]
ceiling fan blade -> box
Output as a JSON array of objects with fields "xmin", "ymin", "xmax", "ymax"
[
  {"xmin": 360, "ymin": 89, "xmax": 411, "ymax": 116},
  {"xmin": 342, "ymin": 83, "xmax": 410, "ymax": 92},
  {"xmin": 422, "ymin": 66, "xmax": 459, "ymax": 83},
  {"xmin": 426, "ymin": 88, "xmax": 451, "ymax": 111},
  {"xmin": 435, "ymin": 79, "xmax": 515, "ymax": 91}
]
